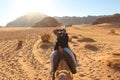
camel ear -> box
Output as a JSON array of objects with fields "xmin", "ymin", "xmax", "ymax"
[
  {"xmin": 68, "ymin": 71, "xmax": 73, "ymax": 79},
  {"xmin": 56, "ymin": 71, "xmax": 59, "ymax": 77},
  {"xmin": 68, "ymin": 71, "xmax": 71, "ymax": 75}
]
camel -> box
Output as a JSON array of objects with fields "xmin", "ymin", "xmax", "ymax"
[
  {"xmin": 55, "ymin": 60, "xmax": 73, "ymax": 80},
  {"xmin": 51, "ymin": 46, "xmax": 75, "ymax": 80}
]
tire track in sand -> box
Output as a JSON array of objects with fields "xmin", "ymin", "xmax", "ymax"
[
  {"xmin": 18, "ymin": 52, "xmax": 36, "ymax": 80},
  {"xmin": 32, "ymin": 39, "xmax": 44, "ymax": 65}
]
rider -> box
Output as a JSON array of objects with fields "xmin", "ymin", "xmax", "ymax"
[{"xmin": 50, "ymin": 28, "xmax": 79, "ymax": 74}]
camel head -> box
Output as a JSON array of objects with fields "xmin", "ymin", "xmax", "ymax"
[{"xmin": 55, "ymin": 70, "xmax": 73, "ymax": 80}]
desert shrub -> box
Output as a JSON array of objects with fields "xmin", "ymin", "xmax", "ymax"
[
  {"xmin": 71, "ymin": 35, "xmax": 78, "ymax": 39},
  {"xmin": 107, "ymin": 58, "xmax": 120, "ymax": 71},
  {"xmin": 109, "ymin": 29, "xmax": 116, "ymax": 34},
  {"xmin": 16, "ymin": 40, "xmax": 23, "ymax": 50},
  {"xmin": 78, "ymin": 34, "xmax": 82, "ymax": 36},
  {"xmin": 112, "ymin": 53, "xmax": 120, "ymax": 56},
  {"xmin": 77, "ymin": 37, "xmax": 96, "ymax": 42},
  {"xmin": 84, "ymin": 44, "xmax": 98, "ymax": 51},
  {"xmin": 41, "ymin": 33, "xmax": 51, "ymax": 42},
  {"xmin": 18, "ymin": 40, "xmax": 23, "ymax": 44}
]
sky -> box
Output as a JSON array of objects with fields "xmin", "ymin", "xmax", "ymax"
[{"xmin": 0, "ymin": 0, "xmax": 120, "ymax": 26}]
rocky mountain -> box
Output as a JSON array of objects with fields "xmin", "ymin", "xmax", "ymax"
[
  {"xmin": 55, "ymin": 16, "xmax": 104, "ymax": 25},
  {"xmin": 6, "ymin": 13, "xmax": 47, "ymax": 27},
  {"xmin": 6, "ymin": 12, "xmax": 106, "ymax": 27},
  {"xmin": 93, "ymin": 14, "xmax": 120, "ymax": 25},
  {"xmin": 33, "ymin": 17, "xmax": 60, "ymax": 27}
]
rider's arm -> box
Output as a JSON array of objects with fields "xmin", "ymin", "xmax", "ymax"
[
  {"xmin": 53, "ymin": 29, "xmax": 58, "ymax": 35},
  {"xmin": 53, "ymin": 29, "xmax": 61, "ymax": 36}
]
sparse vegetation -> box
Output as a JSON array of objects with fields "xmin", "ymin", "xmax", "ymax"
[
  {"xmin": 107, "ymin": 58, "xmax": 120, "ymax": 71},
  {"xmin": 84, "ymin": 44, "xmax": 98, "ymax": 51},
  {"xmin": 109, "ymin": 29, "xmax": 116, "ymax": 34},
  {"xmin": 41, "ymin": 33, "xmax": 51, "ymax": 42},
  {"xmin": 18, "ymin": 40, "xmax": 23, "ymax": 44},
  {"xmin": 77, "ymin": 37, "xmax": 96, "ymax": 42},
  {"xmin": 40, "ymin": 33, "xmax": 53, "ymax": 49},
  {"xmin": 112, "ymin": 53, "xmax": 120, "ymax": 56},
  {"xmin": 1, "ymin": 24, "xmax": 120, "ymax": 80},
  {"xmin": 71, "ymin": 35, "xmax": 78, "ymax": 39},
  {"xmin": 69, "ymin": 35, "xmax": 79, "ymax": 42},
  {"xmin": 16, "ymin": 40, "xmax": 23, "ymax": 50}
]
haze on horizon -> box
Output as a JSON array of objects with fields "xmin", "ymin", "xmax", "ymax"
[{"xmin": 0, "ymin": 0, "xmax": 120, "ymax": 26}]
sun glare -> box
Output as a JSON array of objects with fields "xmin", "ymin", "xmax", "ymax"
[{"xmin": 13, "ymin": 0, "xmax": 54, "ymax": 16}]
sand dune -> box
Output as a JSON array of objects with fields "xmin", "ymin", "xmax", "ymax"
[{"xmin": 0, "ymin": 24, "xmax": 120, "ymax": 80}]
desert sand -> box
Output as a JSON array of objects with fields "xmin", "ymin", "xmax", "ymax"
[{"xmin": 0, "ymin": 24, "xmax": 120, "ymax": 80}]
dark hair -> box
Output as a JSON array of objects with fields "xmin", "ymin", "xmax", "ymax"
[{"xmin": 62, "ymin": 28, "xmax": 66, "ymax": 32}]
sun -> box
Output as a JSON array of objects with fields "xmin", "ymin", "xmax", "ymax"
[{"xmin": 13, "ymin": 0, "xmax": 54, "ymax": 16}]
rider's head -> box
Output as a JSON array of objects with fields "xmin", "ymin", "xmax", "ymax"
[
  {"xmin": 58, "ymin": 28, "xmax": 66, "ymax": 34},
  {"xmin": 62, "ymin": 28, "xmax": 66, "ymax": 33}
]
